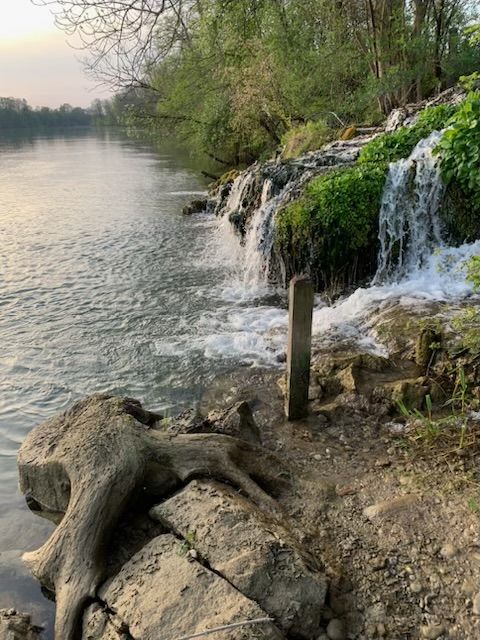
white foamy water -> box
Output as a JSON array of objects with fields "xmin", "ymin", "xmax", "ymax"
[{"xmin": 374, "ymin": 131, "xmax": 445, "ymax": 282}]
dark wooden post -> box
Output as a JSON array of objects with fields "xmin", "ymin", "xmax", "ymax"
[{"xmin": 285, "ymin": 275, "xmax": 314, "ymax": 420}]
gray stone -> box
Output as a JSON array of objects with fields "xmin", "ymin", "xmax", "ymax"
[
  {"xmin": 420, "ymin": 623, "xmax": 446, "ymax": 639},
  {"xmin": 0, "ymin": 610, "xmax": 42, "ymax": 640},
  {"xmin": 326, "ymin": 618, "xmax": 346, "ymax": 640},
  {"xmin": 182, "ymin": 197, "xmax": 207, "ymax": 215},
  {"xmin": 95, "ymin": 534, "xmax": 284, "ymax": 640},
  {"xmin": 439, "ymin": 543, "xmax": 457, "ymax": 559},
  {"xmin": 150, "ymin": 480, "xmax": 327, "ymax": 638},
  {"xmin": 409, "ymin": 581, "xmax": 423, "ymax": 594}
]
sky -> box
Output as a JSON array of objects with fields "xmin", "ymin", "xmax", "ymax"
[{"xmin": 0, "ymin": 0, "xmax": 112, "ymax": 108}]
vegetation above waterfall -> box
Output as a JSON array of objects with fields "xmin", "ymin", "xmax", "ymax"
[
  {"xmin": 51, "ymin": 0, "xmax": 480, "ymax": 167},
  {"xmin": 273, "ymin": 89, "xmax": 480, "ymax": 292},
  {"xmin": 357, "ymin": 103, "xmax": 458, "ymax": 164}
]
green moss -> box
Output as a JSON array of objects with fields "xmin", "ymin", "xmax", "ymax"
[
  {"xmin": 217, "ymin": 169, "xmax": 240, "ymax": 185},
  {"xmin": 358, "ymin": 103, "xmax": 458, "ymax": 165},
  {"xmin": 275, "ymin": 163, "xmax": 387, "ymax": 291},
  {"xmin": 439, "ymin": 181, "xmax": 480, "ymax": 242},
  {"xmin": 280, "ymin": 120, "xmax": 334, "ymax": 159}
]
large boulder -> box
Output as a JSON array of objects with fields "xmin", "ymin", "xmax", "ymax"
[
  {"xmin": 150, "ymin": 480, "xmax": 327, "ymax": 639},
  {"xmin": 83, "ymin": 534, "xmax": 284, "ymax": 640}
]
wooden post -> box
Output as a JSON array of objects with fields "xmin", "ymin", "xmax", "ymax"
[{"xmin": 285, "ymin": 275, "xmax": 314, "ymax": 421}]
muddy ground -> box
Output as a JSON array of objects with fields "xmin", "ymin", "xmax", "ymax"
[{"xmin": 200, "ymin": 303, "xmax": 480, "ymax": 640}]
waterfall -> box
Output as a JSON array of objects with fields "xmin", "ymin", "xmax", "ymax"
[
  {"xmin": 373, "ymin": 131, "xmax": 445, "ymax": 283},
  {"xmin": 211, "ymin": 137, "xmax": 368, "ymax": 289},
  {"xmin": 207, "ymin": 127, "xmax": 478, "ymax": 356},
  {"xmin": 213, "ymin": 128, "xmax": 475, "ymax": 303}
]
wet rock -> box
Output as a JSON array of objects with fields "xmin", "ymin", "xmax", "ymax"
[
  {"xmin": 150, "ymin": 480, "xmax": 326, "ymax": 638},
  {"xmin": 182, "ymin": 197, "xmax": 207, "ymax": 215},
  {"xmin": 95, "ymin": 534, "xmax": 284, "ymax": 640},
  {"xmin": 415, "ymin": 325, "xmax": 441, "ymax": 369},
  {"xmin": 0, "ymin": 609, "xmax": 42, "ymax": 640},
  {"xmin": 326, "ymin": 618, "xmax": 346, "ymax": 640}
]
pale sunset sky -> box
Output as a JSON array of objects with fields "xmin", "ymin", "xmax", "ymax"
[{"xmin": 0, "ymin": 0, "xmax": 111, "ymax": 108}]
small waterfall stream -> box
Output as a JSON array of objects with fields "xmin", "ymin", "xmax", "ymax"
[{"xmin": 374, "ymin": 131, "xmax": 445, "ymax": 283}]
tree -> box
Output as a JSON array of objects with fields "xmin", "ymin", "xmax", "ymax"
[
  {"xmin": 33, "ymin": 0, "xmax": 480, "ymax": 161},
  {"xmin": 33, "ymin": 0, "xmax": 197, "ymax": 90}
]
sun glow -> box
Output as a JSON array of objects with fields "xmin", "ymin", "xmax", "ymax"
[{"xmin": 0, "ymin": 0, "xmax": 56, "ymax": 40}]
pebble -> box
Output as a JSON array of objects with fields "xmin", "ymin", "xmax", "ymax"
[
  {"xmin": 473, "ymin": 592, "xmax": 480, "ymax": 615},
  {"xmin": 410, "ymin": 581, "xmax": 423, "ymax": 594},
  {"xmin": 461, "ymin": 579, "xmax": 475, "ymax": 596},
  {"xmin": 326, "ymin": 618, "xmax": 346, "ymax": 640},
  {"xmin": 440, "ymin": 543, "xmax": 457, "ymax": 559},
  {"xmin": 363, "ymin": 494, "xmax": 417, "ymax": 519},
  {"xmin": 420, "ymin": 623, "xmax": 445, "ymax": 639}
]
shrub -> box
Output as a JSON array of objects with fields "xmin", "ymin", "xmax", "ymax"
[
  {"xmin": 280, "ymin": 120, "xmax": 334, "ymax": 159},
  {"xmin": 358, "ymin": 103, "xmax": 458, "ymax": 165},
  {"xmin": 274, "ymin": 163, "xmax": 387, "ymax": 291},
  {"xmin": 436, "ymin": 92, "xmax": 480, "ymax": 208}
]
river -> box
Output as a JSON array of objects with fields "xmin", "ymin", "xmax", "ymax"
[{"xmin": 0, "ymin": 128, "xmax": 287, "ymax": 635}]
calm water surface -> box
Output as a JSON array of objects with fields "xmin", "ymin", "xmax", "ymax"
[{"xmin": 0, "ymin": 129, "xmax": 285, "ymax": 635}]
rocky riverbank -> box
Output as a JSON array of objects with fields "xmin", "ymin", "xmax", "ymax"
[{"xmin": 15, "ymin": 291, "xmax": 480, "ymax": 639}]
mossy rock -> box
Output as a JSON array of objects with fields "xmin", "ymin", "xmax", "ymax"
[
  {"xmin": 274, "ymin": 163, "xmax": 387, "ymax": 292},
  {"xmin": 389, "ymin": 379, "xmax": 429, "ymax": 410},
  {"xmin": 218, "ymin": 169, "xmax": 240, "ymax": 186}
]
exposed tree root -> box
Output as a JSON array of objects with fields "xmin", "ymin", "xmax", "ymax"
[{"xmin": 17, "ymin": 394, "xmax": 286, "ymax": 640}]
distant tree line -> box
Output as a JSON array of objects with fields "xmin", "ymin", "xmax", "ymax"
[
  {"xmin": 36, "ymin": 1, "xmax": 480, "ymax": 165},
  {"xmin": 0, "ymin": 98, "xmax": 92, "ymax": 130}
]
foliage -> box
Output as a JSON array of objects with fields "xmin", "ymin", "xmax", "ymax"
[
  {"xmin": 466, "ymin": 256, "xmax": 480, "ymax": 291},
  {"xmin": 275, "ymin": 164, "xmax": 386, "ymax": 290},
  {"xmin": 397, "ymin": 367, "xmax": 473, "ymax": 451},
  {"xmin": 0, "ymin": 97, "xmax": 92, "ymax": 129},
  {"xmin": 435, "ymin": 92, "xmax": 480, "ymax": 215},
  {"xmin": 69, "ymin": 0, "xmax": 480, "ymax": 164},
  {"xmin": 459, "ymin": 71, "xmax": 480, "ymax": 91},
  {"xmin": 452, "ymin": 306, "xmax": 480, "ymax": 355},
  {"xmin": 358, "ymin": 104, "xmax": 458, "ymax": 164},
  {"xmin": 176, "ymin": 531, "xmax": 197, "ymax": 557},
  {"xmin": 280, "ymin": 120, "xmax": 335, "ymax": 159}
]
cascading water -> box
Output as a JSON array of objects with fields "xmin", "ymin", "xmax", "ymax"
[
  {"xmin": 212, "ymin": 127, "xmax": 479, "ymax": 354},
  {"xmin": 374, "ymin": 131, "xmax": 445, "ymax": 283}
]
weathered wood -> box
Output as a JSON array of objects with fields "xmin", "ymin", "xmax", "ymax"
[
  {"xmin": 285, "ymin": 276, "xmax": 314, "ymax": 420},
  {"xmin": 17, "ymin": 395, "xmax": 286, "ymax": 640}
]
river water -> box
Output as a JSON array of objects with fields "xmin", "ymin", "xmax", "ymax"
[{"xmin": 0, "ymin": 129, "xmax": 286, "ymax": 634}]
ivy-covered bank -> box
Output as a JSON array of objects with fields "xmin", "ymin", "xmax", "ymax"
[{"xmin": 273, "ymin": 89, "xmax": 480, "ymax": 293}]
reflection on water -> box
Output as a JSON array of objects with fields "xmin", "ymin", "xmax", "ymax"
[{"xmin": 0, "ymin": 128, "xmax": 284, "ymax": 637}]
